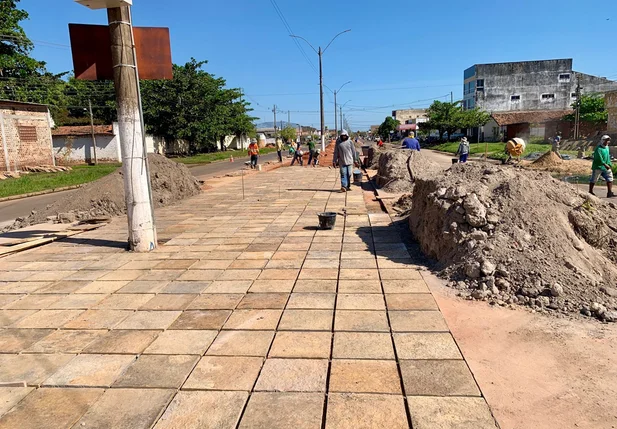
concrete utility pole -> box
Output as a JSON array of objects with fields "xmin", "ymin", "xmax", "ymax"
[
  {"xmin": 108, "ymin": 6, "xmax": 157, "ymax": 252},
  {"xmin": 290, "ymin": 30, "xmax": 351, "ymax": 151},
  {"xmin": 88, "ymin": 99, "xmax": 97, "ymax": 165},
  {"xmin": 333, "ymin": 81, "xmax": 351, "ymax": 136},
  {"xmin": 273, "ymin": 105, "xmax": 277, "ymax": 137}
]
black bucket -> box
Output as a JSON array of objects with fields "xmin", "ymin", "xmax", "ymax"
[
  {"xmin": 451, "ymin": 158, "xmax": 459, "ymax": 164},
  {"xmin": 318, "ymin": 212, "xmax": 337, "ymax": 230},
  {"xmin": 353, "ymin": 170, "xmax": 363, "ymax": 183}
]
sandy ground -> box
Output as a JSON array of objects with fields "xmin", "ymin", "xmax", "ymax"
[{"xmin": 422, "ymin": 273, "xmax": 617, "ymax": 429}]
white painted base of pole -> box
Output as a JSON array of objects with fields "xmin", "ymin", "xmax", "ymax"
[{"xmin": 321, "ymin": 135, "xmax": 326, "ymax": 152}]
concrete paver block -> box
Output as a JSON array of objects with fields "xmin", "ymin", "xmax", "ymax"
[
  {"xmin": 115, "ymin": 311, "xmax": 182, "ymax": 330},
  {"xmin": 73, "ymin": 388, "xmax": 174, "ymax": 429},
  {"xmin": 394, "ymin": 333, "xmax": 462, "ymax": 360},
  {"xmin": 140, "ymin": 294, "xmax": 197, "ymax": 311},
  {"xmin": 278, "ymin": 310, "xmax": 333, "ymax": 331},
  {"xmin": 249, "ymin": 280, "xmax": 295, "ymax": 293},
  {"xmin": 407, "ymin": 396, "xmax": 498, "ymax": 429},
  {"xmin": 386, "ymin": 294, "xmax": 439, "ymax": 311},
  {"xmin": 379, "ymin": 269, "xmax": 422, "ymax": 280},
  {"xmin": 144, "ymin": 330, "xmax": 217, "ymax": 355},
  {"xmin": 382, "ymin": 279, "xmax": 430, "ymax": 294},
  {"xmin": 223, "ymin": 309, "xmax": 282, "ymax": 330},
  {"xmin": 0, "ymin": 329, "xmax": 53, "ymax": 353},
  {"xmin": 94, "ymin": 293, "xmax": 155, "ymax": 310},
  {"xmin": 206, "ymin": 280, "xmax": 253, "ymax": 294},
  {"xmin": 0, "ymin": 387, "xmax": 34, "ymax": 418},
  {"xmin": 13, "ymin": 309, "xmax": 84, "ymax": 328},
  {"xmin": 239, "ymin": 392, "xmax": 324, "ymax": 429},
  {"xmin": 401, "ymin": 360, "xmax": 481, "ymax": 396},
  {"xmin": 63, "ymin": 309, "xmax": 131, "ymax": 330},
  {"xmin": 76, "ymin": 280, "xmax": 130, "ymax": 294},
  {"xmin": 269, "ymin": 331, "xmax": 332, "ymax": 358},
  {"xmin": 83, "ymin": 330, "xmax": 159, "ymax": 354},
  {"xmin": 293, "ymin": 280, "xmax": 337, "ymax": 293},
  {"xmin": 6, "ymin": 294, "xmax": 63, "ymax": 310},
  {"xmin": 287, "ymin": 293, "xmax": 335, "ymax": 310},
  {"xmin": 237, "ymin": 293, "xmax": 289, "ymax": 310},
  {"xmin": 333, "ymin": 332, "xmax": 395, "ymax": 359},
  {"xmin": 334, "ymin": 310, "xmax": 389, "ymax": 332},
  {"xmin": 338, "ymin": 280, "xmax": 382, "ymax": 294},
  {"xmin": 114, "ymin": 354, "xmax": 199, "ymax": 388},
  {"xmin": 27, "ymin": 329, "xmax": 104, "ymax": 354},
  {"xmin": 329, "ymin": 360, "xmax": 401, "ymax": 394},
  {"xmin": 258, "ymin": 269, "xmax": 299, "ymax": 281},
  {"xmin": 325, "ymin": 393, "xmax": 408, "ymax": 429},
  {"xmin": 183, "ymin": 356, "xmax": 263, "ymax": 391},
  {"xmin": 153, "ymin": 391, "xmax": 248, "ymax": 429},
  {"xmin": 298, "ymin": 269, "xmax": 339, "ymax": 280},
  {"xmin": 0, "ymin": 310, "xmax": 37, "ymax": 327},
  {"xmin": 0, "ymin": 388, "xmax": 103, "ymax": 429},
  {"xmin": 207, "ymin": 330, "xmax": 274, "ymax": 357},
  {"xmin": 255, "ymin": 358, "xmax": 328, "ymax": 392},
  {"xmin": 187, "ymin": 294, "xmax": 243, "ymax": 310},
  {"xmin": 0, "ymin": 353, "xmax": 75, "ymax": 385},
  {"xmin": 161, "ymin": 281, "xmax": 210, "ymax": 294},
  {"xmin": 43, "ymin": 354, "xmax": 136, "ymax": 387},
  {"xmin": 337, "ymin": 294, "xmax": 385, "ymax": 311},
  {"xmin": 389, "ymin": 311, "xmax": 449, "ymax": 333}
]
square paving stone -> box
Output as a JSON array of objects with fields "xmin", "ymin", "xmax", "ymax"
[
  {"xmin": 265, "ymin": 259, "xmax": 304, "ymax": 269},
  {"xmin": 389, "ymin": 311, "xmax": 449, "ymax": 332},
  {"xmin": 298, "ymin": 269, "xmax": 339, "ymax": 280},
  {"xmin": 0, "ymin": 353, "xmax": 75, "ymax": 385},
  {"xmin": 333, "ymin": 332, "xmax": 394, "ymax": 360},
  {"xmin": 223, "ymin": 309, "xmax": 282, "ymax": 330},
  {"xmin": 231, "ymin": 259, "xmax": 269, "ymax": 269},
  {"xmin": 183, "ymin": 356, "xmax": 263, "ymax": 391},
  {"xmin": 205, "ymin": 280, "xmax": 253, "ymax": 294},
  {"xmin": 239, "ymin": 392, "xmax": 323, "ymax": 429},
  {"xmin": 0, "ymin": 310, "xmax": 37, "ymax": 327},
  {"xmin": 6, "ymin": 294, "xmax": 63, "ymax": 310},
  {"xmin": 43, "ymin": 354, "xmax": 136, "ymax": 387},
  {"xmin": 0, "ymin": 388, "xmax": 103, "ymax": 429},
  {"xmin": 0, "ymin": 281, "xmax": 50, "ymax": 294},
  {"xmin": 238, "ymin": 252, "xmax": 273, "ymax": 260},
  {"xmin": 47, "ymin": 293, "xmax": 107, "ymax": 309},
  {"xmin": 177, "ymin": 270, "xmax": 222, "ymax": 282},
  {"xmin": 255, "ymin": 358, "xmax": 328, "ymax": 392},
  {"xmin": 73, "ymin": 388, "xmax": 175, "ymax": 429},
  {"xmin": 329, "ymin": 360, "xmax": 401, "ymax": 394},
  {"xmin": 218, "ymin": 269, "xmax": 262, "ymax": 281},
  {"xmin": 155, "ymin": 259, "xmax": 197, "ymax": 270},
  {"xmin": 249, "ymin": 280, "xmax": 295, "ymax": 293},
  {"xmin": 24, "ymin": 271, "xmax": 76, "ymax": 282},
  {"xmin": 278, "ymin": 310, "xmax": 333, "ymax": 331},
  {"xmin": 75, "ymin": 280, "xmax": 129, "ymax": 294},
  {"xmin": 269, "ymin": 332, "xmax": 331, "ymax": 358},
  {"xmin": 144, "ymin": 330, "xmax": 217, "ymax": 355},
  {"xmin": 0, "ymin": 329, "xmax": 53, "ymax": 353},
  {"xmin": 99, "ymin": 270, "xmax": 146, "ymax": 282},
  {"xmin": 0, "ymin": 295, "xmax": 22, "ymax": 309},
  {"xmin": 379, "ymin": 269, "xmax": 422, "ymax": 280},
  {"xmin": 0, "ymin": 386, "xmax": 34, "ymax": 418},
  {"xmin": 83, "ymin": 330, "xmax": 159, "ymax": 354},
  {"xmin": 63, "ymin": 310, "xmax": 131, "ymax": 329},
  {"xmin": 301, "ymin": 259, "xmax": 339, "ymax": 269},
  {"xmin": 338, "ymin": 280, "xmax": 382, "ymax": 294},
  {"xmin": 113, "ymin": 354, "xmax": 198, "ymax": 388},
  {"xmin": 27, "ymin": 330, "xmax": 104, "ymax": 353},
  {"xmin": 140, "ymin": 294, "xmax": 197, "ymax": 310},
  {"xmin": 187, "ymin": 294, "xmax": 243, "ymax": 310},
  {"xmin": 137, "ymin": 270, "xmax": 185, "ymax": 282},
  {"xmin": 325, "ymin": 393, "xmax": 408, "ymax": 429},
  {"xmin": 119, "ymin": 261, "xmax": 161, "ymax": 270},
  {"xmin": 334, "ymin": 310, "xmax": 390, "ymax": 332},
  {"xmin": 13, "ymin": 309, "xmax": 84, "ymax": 328},
  {"xmin": 293, "ymin": 280, "xmax": 337, "ymax": 293},
  {"xmin": 169, "ymin": 310, "xmax": 231, "ymax": 330},
  {"xmin": 400, "ymin": 360, "xmax": 481, "ymax": 396},
  {"xmin": 115, "ymin": 311, "xmax": 182, "ymax": 330},
  {"xmin": 94, "ymin": 293, "xmax": 155, "ymax": 310},
  {"xmin": 337, "ymin": 294, "xmax": 385, "ymax": 311},
  {"xmin": 190, "ymin": 259, "xmax": 234, "ymax": 270},
  {"xmin": 161, "ymin": 281, "xmax": 210, "ymax": 294},
  {"xmin": 340, "ymin": 259, "xmax": 377, "ymax": 269},
  {"xmin": 382, "ymin": 279, "xmax": 430, "ymax": 294},
  {"xmin": 287, "ymin": 293, "xmax": 335, "ymax": 310},
  {"xmin": 407, "ymin": 396, "xmax": 497, "ymax": 429},
  {"xmin": 394, "ymin": 333, "xmax": 462, "ymax": 360},
  {"xmin": 117, "ymin": 281, "xmax": 169, "ymax": 294},
  {"xmin": 258, "ymin": 269, "xmax": 299, "ymax": 280},
  {"xmin": 237, "ymin": 293, "xmax": 289, "ymax": 309},
  {"xmin": 385, "ymin": 293, "xmax": 439, "ymax": 311},
  {"xmin": 153, "ymin": 391, "xmax": 248, "ymax": 429},
  {"xmin": 207, "ymin": 330, "xmax": 274, "ymax": 357},
  {"xmin": 338, "ymin": 269, "xmax": 380, "ymax": 281}
]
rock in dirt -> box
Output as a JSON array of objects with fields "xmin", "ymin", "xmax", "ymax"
[
  {"xmin": 402, "ymin": 162, "xmax": 617, "ymax": 322},
  {"xmin": 3, "ymin": 154, "xmax": 201, "ymax": 232}
]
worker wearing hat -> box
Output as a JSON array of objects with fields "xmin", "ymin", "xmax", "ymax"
[
  {"xmin": 248, "ymin": 138, "xmax": 259, "ymax": 169},
  {"xmin": 333, "ymin": 129, "xmax": 356, "ymax": 192},
  {"xmin": 589, "ymin": 135, "xmax": 615, "ymax": 198},
  {"xmin": 457, "ymin": 137, "xmax": 470, "ymax": 163}
]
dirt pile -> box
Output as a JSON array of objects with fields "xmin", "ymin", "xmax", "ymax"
[
  {"xmin": 376, "ymin": 149, "xmax": 442, "ymax": 193},
  {"xmin": 407, "ymin": 162, "xmax": 617, "ymax": 322},
  {"xmin": 524, "ymin": 150, "xmax": 591, "ymax": 175},
  {"xmin": 531, "ymin": 151, "xmax": 563, "ymax": 168},
  {"xmin": 4, "ymin": 154, "xmax": 201, "ymax": 231}
]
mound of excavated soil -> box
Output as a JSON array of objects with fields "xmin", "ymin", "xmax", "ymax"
[
  {"xmin": 4, "ymin": 154, "xmax": 201, "ymax": 231},
  {"xmin": 376, "ymin": 149, "xmax": 442, "ymax": 193},
  {"xmin": 531, "ymin": 151, "xmax": 563, "ymax": 168},
  {"xmin": 406, "ymin": 162, "xmax": 617, "ymax": 322}
]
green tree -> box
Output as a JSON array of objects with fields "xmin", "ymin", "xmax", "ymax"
[
  {"xmin": 421, "ymin": 101, "xmax": 491, "ymax": 141},
  {"xmin": 280, "ymin": 126, "xmax": 297, "ymax": 143},
  {"xmin": 456, "ymin": 108, "xmax": 492, "ymax": 130},
  {"xmin": 564, "ymin": 93, "xmax": 608, "ymax": 123},
  {"xmin": 378, "ymin": 116, "xmax": 400, "ymax": 140}
]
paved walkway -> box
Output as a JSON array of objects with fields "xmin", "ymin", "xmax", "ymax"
[{"xmin": 0, "ymin": 166, "xmax": 498, "ymax": 429}]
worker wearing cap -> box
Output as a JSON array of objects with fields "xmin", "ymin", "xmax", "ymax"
[
  {"xmin": 248, "ymin": 139, "xmax": 259, "ymax": 169},
  {"xmin": 333, "ymin": 129, "xmax": 356, "ymax": 192},
  {"xmin": 275, "ymin": 137, "xmax": 284, "ymax": 163},
  {"xmin": 401, "ymin": 131, "xmax": 421, "ymax": 151},
  {"xmin": 589, "ymin": 135, "xmax": 615, "ymax": 198},
  {"xmin": 457, "ymin": 137, "xmax": 470, "ymax": 163}
]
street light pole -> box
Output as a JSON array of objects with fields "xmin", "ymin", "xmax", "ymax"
[
  {"xmin": 290, "ymin": 30, "xmax": 351, "ymax": 151},
  {"xmin": 332, "ymin": 81, "xmax": 351, "ymax": 137}
]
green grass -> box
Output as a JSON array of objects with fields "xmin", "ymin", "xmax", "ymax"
[
  {"xmin": 0, "ymin": 164, "xmax": 120, "ymax": 199},
  {"xmin": 175, "ymin": 147, "xmax": 279, "ymax": 165},
  {"xmin": 432, "ymin": 142, "xmax": 577, "ymax": 161}
]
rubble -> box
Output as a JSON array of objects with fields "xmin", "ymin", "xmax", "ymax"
[
  {"xmin": 401, "ymin": 162, "xmax": 617, "ymax": 322},
  {"xmin": 376, "ymin": 149, "xmax": 442, "ymax": 193}
]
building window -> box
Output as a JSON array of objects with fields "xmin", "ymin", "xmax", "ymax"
[
  {"xmin": 571, "ymin": 93, "xmax": 577, "ymax": 98},
  {"xmin": 17, "ymin": 125, "xmax": 37, "ymax": 142},
  {"xmin": 511, "ymin": 95, "xmax": 521, "ymax": 101},
  {"xmin": 541, "ymin": 93, "xmax": 556, "ymax": 101},
  {"xmin": 477, "ymin": 79, "xmax": 484, "ymax": 89},
  {"xmin": 559, "ymin": 73, "xmax": 571, "ymax": 83}
]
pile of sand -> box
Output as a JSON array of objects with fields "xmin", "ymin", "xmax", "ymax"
[
  {"xmin": 405, "ymin": 162, "xmax": 617, "ymax": 322},
  {"xmin": 524, "ymin": 150, "xmax": 592, "ymax": 175},
  {"xmin": 531, "ymin": 151, "xmax": 563, "ymax": 168},
  {"xmin": 376, "ymin": 149, "xmax": 442, "ymax": 193},
  {"xmin": 4, "ymin": 154, "xmax": 202, "ymax": 231}
]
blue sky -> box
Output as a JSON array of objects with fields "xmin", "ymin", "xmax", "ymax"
[{"xmin": 20, "ymin": 0, "xmax": 617, "ymax": 130}]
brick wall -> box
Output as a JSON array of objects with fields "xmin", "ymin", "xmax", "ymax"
[{"xmin": 0, "ymin": 103, "xmax": 54, "ymax": 172}]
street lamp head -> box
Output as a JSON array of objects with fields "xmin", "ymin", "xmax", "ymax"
[{"xmin": 75, "ymin": 0, "xmax": 132, "ymax": 10}]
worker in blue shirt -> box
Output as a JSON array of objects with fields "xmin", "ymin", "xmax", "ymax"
[{"xmin": 401, "ymin": 132, "xmax": 421, "ymax": 151}]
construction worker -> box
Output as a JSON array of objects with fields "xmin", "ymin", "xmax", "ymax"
[
  {"xmin": 276, "ymin": 137, "xmax": 284, "ymax": 163},
  {"xmin": 333, "ymin": 129, "xmax": 356, "ymax": 192},
  {"xmin": 401, "ymin": 131, "xmax": 421, "ymax": 151},
  {"xmin": 552, "ymin": 132, "xmax": 562, "ymax": 158},
  {"xmin": 248, "ymin": 138, "xmax": 259, "ymax": 169},
  {"xmin": 307, "ymin": 137, "xmax": 317, "ymax": 166},
  {"xmin": 457, "ymin": 137, "xmax": 470, "ymax": 163},
  {"xmin": 589, "ymin": 135, "xmax": 615, "ymax": 198}
]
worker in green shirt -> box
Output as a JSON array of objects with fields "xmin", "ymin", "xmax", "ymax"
[
  {"xmin": 589, "ymin": 135, "xmax": 615, "ymax": 198},
  {"xmin": 307, "ymin": 138, "xmax": 317, "ymax": 166}
]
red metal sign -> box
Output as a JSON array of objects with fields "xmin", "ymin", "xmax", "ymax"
[{"xmin": 69, "ymin": 23, "xmax": 173, "ymax": 80}]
